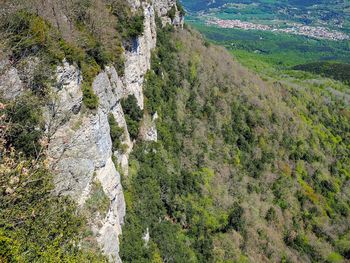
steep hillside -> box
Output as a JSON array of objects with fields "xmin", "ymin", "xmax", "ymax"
[
  {"xmin": 120, "ymin": 26, "xmax": 350, "ymax": 262},
  {"xmin": 0, "ymin": 0, "xmax": 349, "ymax": 263}
]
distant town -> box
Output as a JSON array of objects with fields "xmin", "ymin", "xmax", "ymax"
[{"xmin": 207, "ymin": 18, "xmax": 349, "ymax": 41}]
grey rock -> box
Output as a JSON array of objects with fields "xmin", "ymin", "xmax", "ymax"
[
  {"xmin": 45, "ymin": 1, "xmax": 182, "ymax": 261},
  {"xmin": 0, "ymin": 60, "xmax": 24, "ymax": 99}
]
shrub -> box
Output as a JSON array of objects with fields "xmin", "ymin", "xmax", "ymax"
[
  {"xmin": 108, "ymin": 113, "xmax": 124, "ymax": 151},
  {"xmin": 31, "ymin": 62, "xmax": 53, "ymax": 96},
  {"xmin": 59, "ymin": 40, "xmax": 85, "ymax": 64},
  {"xmin": 0, "ymin": 231, "xmax": 20, "ymax": 262},
  {"xmin": 85, "ymin": 180, "xmax": 110, "ymax": 218},
  {"xmin": 176, "ymin": 1, "xmax": 186, "ymax": 16},
  {"xmin": 81, "ymin": 58, "xmax": 101, "ymax": 84},
  {"xmin": 265, "ymin": 207, "xmax": 277, "ymax": 222},
  {"xmin": 126, "ymin": 15, "xmax": 145, "ymax": 38},
  {"xmin": 335, "ymin": 236, "xmax": 350, "ymax": 259},
  {"xmin": 226, "ymin": 204, "xmax": 245, "ymax": 232},
  {"xmin": 111, "ymin": 2, "xmax": 144, "ymax": 40},
  {"xmin": 121, "ymin": 95, "xmax": 143, "ymax": 140},
  {"xmin": 326, "ymin": 252, "xmax": 344, "ymax": 263},
  {"xmin": 4, "ymin": 94, "xmax": 43, "ymax": 157},
  {"xmin": 3, "ymin": 11, "xmax": 49, "ymax": 58},
  {"xmin": 167, "ymin": 6, "xmax": 176, "ymax": 21},
  {"xmin": 125, "ymin": 117, "xmax": 140, "ymax": 140},
  {"xmin": 87, "ymin": 42, "xmax": 113, "ymax": 68},
  {"xmin": 82, "ymin": 83, "xmax": 99, "ymax": 110}
]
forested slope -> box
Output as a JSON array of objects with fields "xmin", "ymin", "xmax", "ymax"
[
  {"xmin": 0, "ymin": 1, "xmax": 349, "ymax": 262},
  {"xmin": 120, "ymin": 26, "xmax": 350, "ymax": 263}
]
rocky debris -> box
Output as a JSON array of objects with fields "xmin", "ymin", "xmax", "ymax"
[{"xmin": 140, "ymin": 112, "xmax": 158, "ymax": 142}]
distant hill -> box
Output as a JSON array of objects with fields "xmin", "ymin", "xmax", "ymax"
[
  {"xmin": 293, "ymin": 62, "xmax": 350, "ymax": 84},
  {"xmin": 181, "ymin": 0, "xmax": 345, "ymax": 12}
]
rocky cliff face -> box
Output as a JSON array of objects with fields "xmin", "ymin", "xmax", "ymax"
[
  {"xmin": 45, "ymin": 1, "xmax": 183, "ymax": 262},
  {"xmin": 0, "ymin": 0, "xmax": 182, "ymax": 261}
]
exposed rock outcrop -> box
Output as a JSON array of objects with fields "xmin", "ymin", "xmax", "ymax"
[
  {"xmin": 47, "ymin": 61, "xmax": 126, "ymax": 262},
  {"xmin": 0, "ymin": 1, "xmax": 181, "ymax": 261},
  {"xmin": 140, "ymin": 112, "xmax": 158, "ymax": 142},
  {"xmin": 45, "ymin": 1, "xmax": 182, "ymax": 261},
  {"xmin": 123, "ymin": 0, "xmax": 183, "ymax": 109},
  {"xmin": 0, "ymin": 60, "xmax": 24, "ymax": 100}
]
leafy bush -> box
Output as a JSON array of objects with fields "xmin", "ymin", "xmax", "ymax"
[
  {"xmin": 111, "ymin": 1, "xmax": 144, "ymax": 40},
  {"xmin": 326, "ymin": 252, "xmax": 344, "ymax": 263},
  {"xmin": 335, "ymin": 236, "xmax": 350, "ymax": 259},
  {"xmin": 4, "ymin": 94, "xmax": 43, "ymax": 157},
  {"xmin": 82, "ymin": 83, "xmax": 99, "ymax": 110},
  {"xmin": 121, "ymin": 95, "xmax": 143, "ymax": 140},
  {"xmin": 59, "ymin": 40, "xmax": 85, "ymax": 64},
  {"xmin": 126, "ymin": 15, "xmax": 145, "ymax": 38},
  {"xmin": 108, "ymin": 113, "xmax": 124, "ymax": 151},
  {"xmin": 85, "ymin": 180, "xmax": 110, "ymax": 218},
  {"xmin": 226, "ymin": 204, "xmax": 245, "ymax": 232},
  {"xmin": 87, "ymin": 42, "xmax": 113, "ymax": 68},
  {"xmin": 167, "ymin": 6, "xmax": 177, "ymax": 21}
]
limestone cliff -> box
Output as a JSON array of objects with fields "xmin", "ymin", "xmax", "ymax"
[
  {"xmin": 0, "ymin": 0, "xmax": 183, "ymax": 261},
  {"xmin": 46, "ymin": 0, "xmax": 182, "ymax": 262}
]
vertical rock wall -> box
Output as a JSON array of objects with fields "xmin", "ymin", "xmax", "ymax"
[
  {"xmin": 0, "ymin": 0, "xmax": 184, "ymax": 261},
  {"xmin": 45, "ymin": 1, "xmax": 184, "ymax": 262}
]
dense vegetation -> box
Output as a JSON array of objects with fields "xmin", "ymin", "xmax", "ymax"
[
  {"xmin": 120, "ymin": 24, "xmax": 350, "ymax": 262},
  {"xmin": 293, "ymin": 62, "xmax": 350, "ymax": 84},
  {"xmin": 182, "ymin": 0, "xmax": 350, "ymax": 30},
  {"xmin": 121, "ymin": 95, "xmax": 144, "ymax": 140},
  {"xmin": 1, "ymin": 0, "xmax": 350, "ymax": 262}
]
